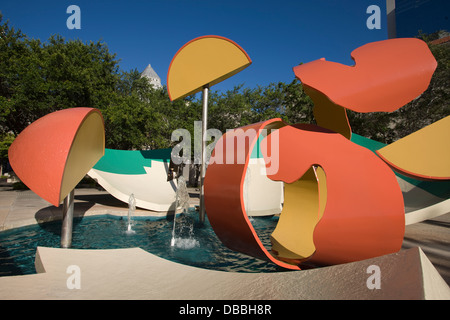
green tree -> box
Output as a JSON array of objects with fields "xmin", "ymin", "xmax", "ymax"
[
  {"xmin": 0, "ymin": 14, "xmax": 35, "ymax": 135},
  {"xmin": 205, "ymin": 80, "xmax": 314, "ymax": 134},
  {"xmin": 0, "ymin": 14, "xmax": 120, "ymax": 137},
  {"xmin": 0, "ymin": 133, "xmax": 14, "ymax": 175},
  {"xmin": 281, "ymin": 79, "xmax": 315, "ymax": 125}
]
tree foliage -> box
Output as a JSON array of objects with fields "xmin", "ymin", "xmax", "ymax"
[
  {"xmin": 207, "ymin": 80, "xmax": 314, "ymax": 133},
  {"xmin": 1, "ymin": 12, "xmax": 448, "ymax": 169},
  {"xmin": 0, "ymin": 16, "xmax": 119, "ymax": 136}
]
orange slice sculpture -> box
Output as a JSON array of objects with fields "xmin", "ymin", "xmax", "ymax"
[
  {"xmin": 204, "ymin": 118, "xmax": 300, "ymax": 269},
  {"xmin": 263, "ymin": 124, "xmax": 405, "ymax": 267},
  {"xmin": 293, "ymin": 38, "xmax": 437, "ymax": 138},
  {"xmin": 8, "ymin": 108, "xmax": 105, "ymax": 207},
  {"xmin": 204, "ymin": 120, "xmax": 405, "ymax": 269},
  {"xmin": 167, "ymin": 35, "xmax": 252, "ymax": 101}
]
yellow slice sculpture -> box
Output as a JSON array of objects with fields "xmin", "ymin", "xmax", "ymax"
[
  {"xmin": 167, "ymin": 35, "xmax": 252, "ymax": 101},
  {"xmin": 376, "ymin": 116, "xmax": 450, "ymax": 180}
]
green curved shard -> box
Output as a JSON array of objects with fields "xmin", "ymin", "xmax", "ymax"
[{"xmin": 93, "ymin": 148, "xmax": 172, "ymax": 175}]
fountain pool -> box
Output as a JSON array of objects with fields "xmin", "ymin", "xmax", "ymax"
[{"xmin": 0, "ymin": 209, "xmax": 287, "ymax": 277}]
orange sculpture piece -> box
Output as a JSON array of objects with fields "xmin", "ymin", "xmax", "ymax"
[
  {"xmin": 204, "ymin": 121, "xmax": 405, "ymax": 269},
  {"xmin": 204, "ymin": 119, "xmax": 300, "ymax": 269},
  {"xmin": 293, "ymin": 38, "xmax": 437, "ymax": 138},
  {"xmin": 293, "ymin": 38, "xmax": 437, "ymax": 113},
  {"xmin": 8, "ymin": 108, "xmax": 105, "ymax": 207},
  {"xmin": 263, "ymin": 124, "xmax": 405, "ymax": 267}
]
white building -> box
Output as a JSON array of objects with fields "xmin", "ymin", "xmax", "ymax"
[{"xmin": 140, "ymin": 64, "xmax": 162, "ymax": 89}]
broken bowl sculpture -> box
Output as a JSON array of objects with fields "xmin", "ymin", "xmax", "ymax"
[{"xmin": 88, "ymin": 148, "xmax": 179, "ymax": 212}]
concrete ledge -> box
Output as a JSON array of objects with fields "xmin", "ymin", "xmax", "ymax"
[{"xmin": 0, "ymin": 246, "xmax": 448, "ymax": 300}]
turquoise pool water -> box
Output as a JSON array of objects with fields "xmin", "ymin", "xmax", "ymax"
[{"xmin": 0, "ymin": 210, "xmax": 284, "ymax": 276}]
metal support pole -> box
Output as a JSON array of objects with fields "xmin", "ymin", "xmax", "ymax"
[
  {"xmin": 199, "ymin": 85, "xmax": 209, "ymax": 224},
  {"xmin": 61, "ymin": 189, "xmax": 75, "ymax": 248}
]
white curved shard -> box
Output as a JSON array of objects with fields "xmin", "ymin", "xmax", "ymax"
[
  {"xmin": 88, "ymin": 161, "xmax": 177, "ymax": 212},
  {"xmin": 405, "ymin": 198, "xmax": 450, "ymax": 225},
  {"xmin": 244, "ymin": 158, "xmax": 283, "ymax": 216},
  {"xmin": 397, "ymin": 176, "xmax": 450, "ymax": 225}
]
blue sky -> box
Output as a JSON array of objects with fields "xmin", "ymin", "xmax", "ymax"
[{"xmin": 1, "ymin": 0, "xmax": 390, "ymax": 93}]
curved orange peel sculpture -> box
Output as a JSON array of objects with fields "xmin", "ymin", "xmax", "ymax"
[
  {"xmin": 167, "ymin": 35, "xmax": 252, "ymax": 101},
  {"xmin": 204, "ymin": 121, "xmax": 405, "ymax": 269},
  {"xmin": 293, "ymin": 38, "xmax": 437, "ymax": 139},
  {"xmin": 263, "ymin": 124, "xmax": 405, "ymax": 267},
  {"xmin": 8, "ymin": 108, "xmax": 105, "ymax": 207},
  {"xmin": 204, "ymin": 119, "xmax": 299, "ymax": 269}
]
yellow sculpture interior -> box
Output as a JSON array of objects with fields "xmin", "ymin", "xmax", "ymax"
[{"xmin": 271, "ymin": 166, "xmax": 327, "ymax": 263}]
